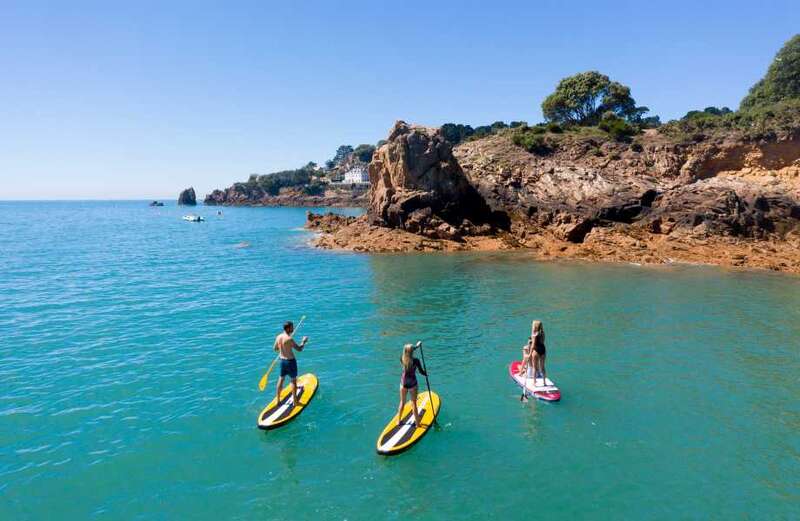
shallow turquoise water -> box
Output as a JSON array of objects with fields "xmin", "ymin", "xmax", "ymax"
[{"xmin": 2, "ymin": 201, "xmax": 799, "ymax": 520}]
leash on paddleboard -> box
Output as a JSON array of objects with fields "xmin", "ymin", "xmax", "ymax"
[
  {"xmin": 416, "ymin": 340, "xmax": 439, "ymax": 427},
  {"xmin": 258, "ymin": 315, "xmax": 306, "ymax": 391}
]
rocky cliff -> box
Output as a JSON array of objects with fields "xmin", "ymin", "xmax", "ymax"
[
  {"xmin": 307, "ymin": 121, "xmax": 800, "ymax": 273},
  {"xmin": 454, "ymin": 128, "xmax": 800, "ymax": 242},
  {"xmin": 367, "ymin": 121, "xmax": 507, "ymax": 241}
]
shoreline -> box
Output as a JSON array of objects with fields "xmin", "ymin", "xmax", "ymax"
[{"xmin": 305, "ymin": 212, "xmax": 800, "ymax": 275}]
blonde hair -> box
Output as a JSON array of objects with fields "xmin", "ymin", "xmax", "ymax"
[
  {"xmin": 531, "ymin": 320, "xmax": 543, "ymax": 336},
  {"xmin": 401, "ymin": 343, "xmax": 414, "ymax": 372}
]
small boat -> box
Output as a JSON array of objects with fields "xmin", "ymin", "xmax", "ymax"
[
  {"xmin": 182, "ymin": 215, "xmax": 205, "ymax": 222},
  {"xmin": 149, "ymin": 201, "xmax": 164, "ymax": 207}
]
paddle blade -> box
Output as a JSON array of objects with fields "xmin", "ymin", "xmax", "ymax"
[{"xmin": 259, "ymin": 357, "xmax": 280, "ymax": 391}]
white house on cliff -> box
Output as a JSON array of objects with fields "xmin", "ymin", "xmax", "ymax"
[{"xmin": 342, "ymin": 165, "xmax": 369, "ymax": 184}]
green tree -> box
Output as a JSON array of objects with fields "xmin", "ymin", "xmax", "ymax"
[
  {"xmin": 541, "ymin": 71, "xmax": 650, "ymax": 125},
  {"xmin": 741, "ymin": 34, "xmax": 800, "ymax": 110},
  {"xmin": 441, "ymin": 123, "xmax": 475, "ymax": 144},
  {"xmin": 352, "ymin": 144, "xmax": 376, "ymax": 163},
  {"xmin": 681, "ymin": 107, "xmax": 732, "ymax": 120},
  {"xmin": 640, "ymin": 115, "xmax": 662, "ymax": 128},
  {"xmin": 330, "ymin": 145, "xmax": 354, "ymax": 167}
]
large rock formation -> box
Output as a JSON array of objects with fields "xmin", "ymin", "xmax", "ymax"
[
  {"xmin": 307, "ymin": 121, "xmax": 800, "ymax": 273},
  {"xmin": 367, "ymin": 121, "xmax": 506, "ymax": 241},
  {"xmin": 178, "ymin": 187, "xmax": 197, "ymax": 206}
]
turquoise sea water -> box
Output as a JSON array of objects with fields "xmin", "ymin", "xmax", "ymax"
[{"xmin": 2, "ymin": 201, "xmax": 799, "ymax": 520}]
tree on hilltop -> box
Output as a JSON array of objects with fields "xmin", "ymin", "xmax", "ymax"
[
  {"xmin": 542, "ymin": 71, "xmax": 650, "ymax": 126},
  {"xmin": 328, "ymin": 145, "xmax": 354, "ymax": 168}
]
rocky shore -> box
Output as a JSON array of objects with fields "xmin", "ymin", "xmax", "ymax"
[{"xmin": 306, "ymin": 121, "xmax": 800, "ymax": 274}]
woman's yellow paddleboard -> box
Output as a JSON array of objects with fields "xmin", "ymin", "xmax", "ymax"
[
  {"xmin": 257, "ymin": 373, "xmax": 318, "ymax": 430},
  {"xmin": 376, "ymin": 391, "xmax": 440, "ymax": 455}
]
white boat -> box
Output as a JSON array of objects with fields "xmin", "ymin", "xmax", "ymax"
[{"xmin": 182, "ymin": 215, "xmax": 204, "ymax": 222}]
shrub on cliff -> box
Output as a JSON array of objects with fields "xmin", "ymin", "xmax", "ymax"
[
  {"xmin": 683, "ymin": 107, "xmax": 733, "ymax": 120},
  {"xmin": 441, "ymin": 121, "xmax": 520, "ymax": 144},
  {"xmin": 659, "ymin": 98, "xmax": 800, "ymax": 141},
  {"xmin": 511, "ymin": 128, "xmax": 556, "ymax": 155},
  {"xmin": 741, "ymin": 34, "xmax": 800, "ymax": 110},
  {"xmin": 542, "ymin": 71, "xmax": 651, "ymax": 126},
  {"xmin": 598, "ymin": 112, "xmax": 637, "ymax": 142},
  {"xmin": 472, "ymin": 121, "xmax": 508, "ymax": 139}
]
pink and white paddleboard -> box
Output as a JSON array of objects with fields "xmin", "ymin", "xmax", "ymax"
[{"xmin": 509, "ymin": 360, "xmax": 561, "ymax": 402}]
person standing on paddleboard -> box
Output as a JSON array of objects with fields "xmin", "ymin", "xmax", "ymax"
[
  {"xmin": 274, "ymin": 321, "xmax": 308, "ymax": 406},
  {"xmin": 398, "ymin": 343, "xmax": 427, "ymax": 428},
  {"xmin": 518, "ymin": 320, "xmax": 547, "ymax": 383}
]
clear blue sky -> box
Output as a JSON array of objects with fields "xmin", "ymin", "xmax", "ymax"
[{"xmin": 1, "ymin": 1, "xmax": 798, "ymax": 200}]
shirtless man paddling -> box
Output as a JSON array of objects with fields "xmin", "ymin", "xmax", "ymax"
[{"xmin": 273, "ymin": 321, "xmax": 308, "ymax": 406}]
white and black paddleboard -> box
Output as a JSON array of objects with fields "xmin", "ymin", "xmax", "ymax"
[
  {"xmin": 509, "ymin": 360, "xmax": 561, "ymax": 402},
  {"xmin": 257, "ymin": 373, "xmax": 318, "ymax": 430},
  {"xmin": 376, "ymin": 391, "xmax": 440, "ymax": 455}
]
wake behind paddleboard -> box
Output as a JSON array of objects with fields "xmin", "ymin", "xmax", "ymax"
[
  {"xmin": 509, "ymin": 361, "xmax": 561, "ymax": 402},
  {"xmin": 257, "ymin": 373, "xmax": 318, "ymax": 430},
  {"xmin": 376, "ymin": 391, "xmax": 440, "ymax": 455}
]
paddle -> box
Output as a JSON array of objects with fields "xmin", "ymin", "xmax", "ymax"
[
  {"xmin": 416, "ymin": 340, "xmax": 439, "ymax": 428},
  {"xmin": 258, "ymin": 315, "xmax": 306, "ymax": 391}
]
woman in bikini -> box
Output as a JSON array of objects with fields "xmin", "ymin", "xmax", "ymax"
[
  {"xmin": 518, "ymin": 320, "xmax": 547, "ymax": 384},
  {"xmin": 397, "ymin": 342, "xmax": 427, "ymax": 427}
]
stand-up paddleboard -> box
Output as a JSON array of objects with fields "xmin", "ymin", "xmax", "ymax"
[
  {"xmin": 257, "ymin": 373, "xmax": 318, "ymax": 430},
  {"xmin": 509, "ymin": 361, "xmax": 561, "ymax": 402},
  {"xmin": 376, "ymin": 391, "xmax": 440, "ymax": 455}
]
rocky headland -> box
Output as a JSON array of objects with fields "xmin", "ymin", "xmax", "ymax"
[
  {"xmin": 306, "ymin": 120, "xmax": 800, "ymax": 273},
  {"xmin": 204, "ymin": 147, "xmax": 372, "ymax": 208},
  {"xmin": 204, "ymin": 185, "xmax": 367, "ymax": 207}
]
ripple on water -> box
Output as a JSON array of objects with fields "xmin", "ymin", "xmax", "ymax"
[{"xmin": 1, "ymin": 202, "xmax": 800, "ymax": 520}]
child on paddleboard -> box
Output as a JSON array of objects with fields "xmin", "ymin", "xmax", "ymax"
[
  {"xmin": 274, "ymin": 321, "xmax": 308, "ymax": 405},
  {"xmin": 398, "ymin": 342, "xmax": 427, "ymax": 428},
  {"xmin": 518, "ymin": 320, "xmax": 547, "ymax": 383}
]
